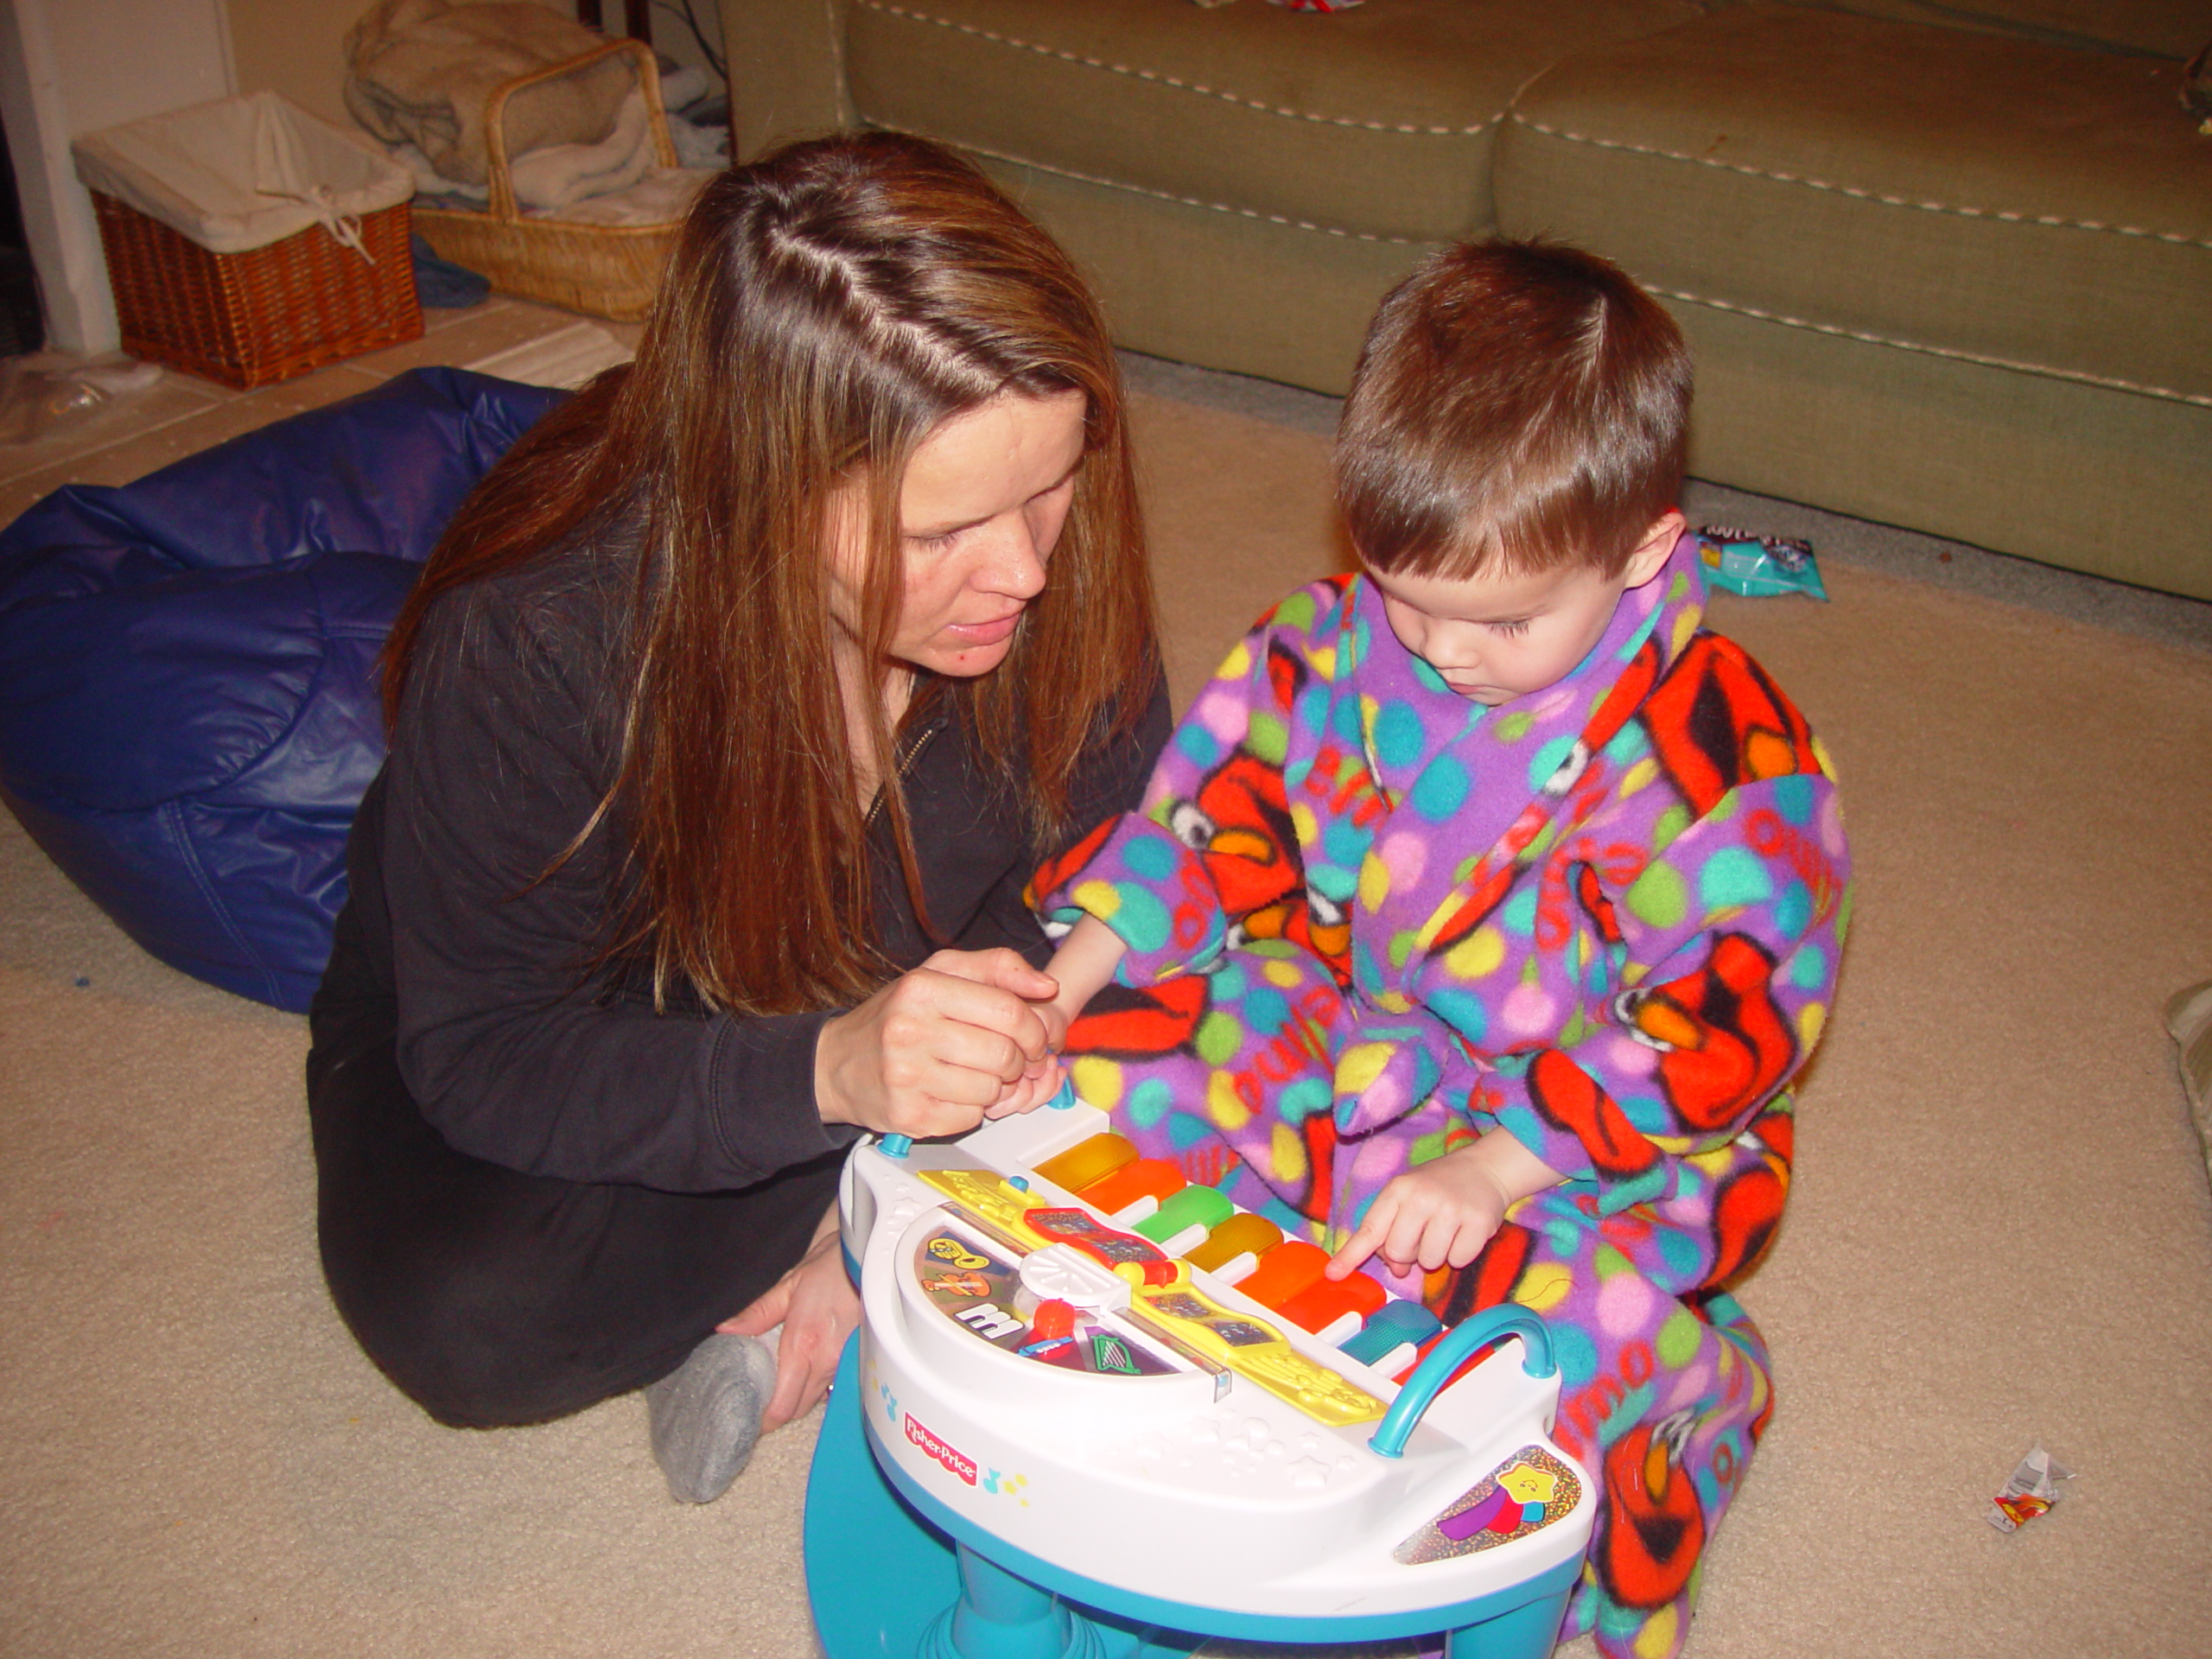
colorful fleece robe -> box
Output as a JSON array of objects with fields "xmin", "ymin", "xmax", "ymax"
[{"xmin": 1032, "ymin": 534, "xmax": 1850, "ymax": 1658}]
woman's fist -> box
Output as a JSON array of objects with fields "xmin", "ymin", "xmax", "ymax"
[{"xmin": 814, "ymin": 948, "xmax": 1059, "ymax": 1138}]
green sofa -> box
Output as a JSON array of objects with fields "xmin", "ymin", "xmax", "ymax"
[{"xmin": 725, "ymin": 0, "xmax": 2211, "ymax": 600}]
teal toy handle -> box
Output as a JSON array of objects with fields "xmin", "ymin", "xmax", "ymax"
[
  {"xmin": 878, "ymin": 1077, "xmax": 1073, "ymax": 1165},
  {"xmin": 1367, "ymin": 1305, "xmax": 1558, "ymax": 1459},
  {"xmin": 880, "ymin": 1077, "xmax": 1073, "ymax": 1163}
]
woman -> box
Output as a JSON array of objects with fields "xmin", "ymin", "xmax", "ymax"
[{"xmin": 306, "ymin": 133, "xmax": 1166, "ymax": 1503}]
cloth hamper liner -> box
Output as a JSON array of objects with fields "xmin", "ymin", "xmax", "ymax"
[
  {"xmin": 73, "ymin": 91, "xmax": 414, "ymax": 255},
  {"xmin": 73, "ymin": 92, "xmax": 423, "ymax": 390}
]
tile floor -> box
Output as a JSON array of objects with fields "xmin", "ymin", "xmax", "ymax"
[{"xmin": 0, "ymin": 297, "xmax": 639, "ymax": 530}]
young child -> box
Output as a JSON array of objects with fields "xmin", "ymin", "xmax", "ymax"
[{"xmin": 1024, "ymin": 241, "xmax": 1850, "ymax": 1659}]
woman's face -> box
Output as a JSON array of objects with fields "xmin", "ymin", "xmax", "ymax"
[{"xmin": 830, "ymin": 388, "xmax": 1090, "ymax": 680}]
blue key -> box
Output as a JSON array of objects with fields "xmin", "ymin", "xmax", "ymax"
[{"xmin": 1338, "ymin": 1299, "xmax": 1442, "ymax": 1366}]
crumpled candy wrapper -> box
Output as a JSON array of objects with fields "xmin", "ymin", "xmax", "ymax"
[
  {"xmin": 1193, "ymin": 0, "xmax": 1364, "ymax": 12},
  {"xmin": 1695, "ymin": 524, "xmax": 1828, "ymax": 601},
  {"xmin": 1987, "ymin": 1444, "xmax": 2075, "ymax": 1533}
]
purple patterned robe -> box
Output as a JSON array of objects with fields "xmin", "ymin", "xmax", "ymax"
[{"xmin": 1033, "ymin": 536, "xmax": 1850, "ymax": 1656}]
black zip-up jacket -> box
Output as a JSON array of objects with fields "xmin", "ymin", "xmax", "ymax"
[{"xmin": 327, "ymin": 522, "xmax": 1167, "ymax": 1194}]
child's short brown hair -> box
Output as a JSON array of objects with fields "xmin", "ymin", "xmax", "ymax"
[{"xmin": 1337, "ymin": 239, "xmax": 1691, "ymax": 580}]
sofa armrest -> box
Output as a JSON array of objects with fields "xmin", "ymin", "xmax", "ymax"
[{"xmin": 725, "ymin": 0, "xmax": 857, "ymax": 161}]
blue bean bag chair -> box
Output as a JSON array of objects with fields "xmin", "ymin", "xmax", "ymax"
[{"xmin": 0, "ymin": 366, "xmax": 565, "ymax": 1011}]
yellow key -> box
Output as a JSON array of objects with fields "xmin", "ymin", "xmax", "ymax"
[{"xmin": 1035, "ymin": 1132, "xmax": 1139, "ymax": 1195}]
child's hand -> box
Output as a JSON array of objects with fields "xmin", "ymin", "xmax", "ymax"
[
  {"xmin": 982, "ymin": 1042, "xmax": 1066, "ymax": 1118},
  {"xmin": 981, "ymin": 977, "xmax": 1077, "ymax": 1118},
  {"xmin": 978, "ymin": 915, "xmax": 1129, "ymax": 1119},
  {"xmin": 1324, "ymin": 1129, "xmax": 1566, "ymax": 1281},
  {"xmin": 1325, "ymin": 1145, "xmax": 1512, "ymax": 1281}
]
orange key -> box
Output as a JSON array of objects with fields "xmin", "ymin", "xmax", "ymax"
[
  {"xmin": 1077, "ymin": 1157, "xmax": 1185, "ymax": 1218},
  {"xmin": 1235, "ymin": 1239, "xmax": 1332, "ymax": 1312},
  {"xmin": 1277, "ymin": 1269, "xmax": 1389, "ymax": 1338}
]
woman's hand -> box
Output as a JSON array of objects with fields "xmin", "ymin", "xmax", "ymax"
[
  {"xmin": 1324, "ymin": 1129, "xmax": 1566, "ymax": 1281},
  {"xmin": 815, "ymin": 948, "xmax": 1059, "ymax": 1138},
  {"xmin": 718, "ymin": 1203, "xmax": 857, "ymax": 1430},
  {"xmin": 976, "ymin": 916, "xmax": 1130, "ymax": 1118}
]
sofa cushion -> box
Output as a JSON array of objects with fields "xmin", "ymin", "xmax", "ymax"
[
  {"xmin": 1812, "ymin": 0, "xmax": 2206, "ymax": 60},
  {"xmin": 1496, "ymin": 3, "xmax": 2212, "ymax": 409},
  {"xmin": 842, "ymin": 0, "xmax": 1703, "ymax": 245}
]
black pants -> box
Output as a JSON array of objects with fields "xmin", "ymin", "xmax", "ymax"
[{"xmin": 306, "ymin": 921, "xmax": 842, "ymax": 1430}]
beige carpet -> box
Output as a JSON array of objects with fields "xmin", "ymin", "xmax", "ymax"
[{"xmin": 4, "ymin": 386, "xmax": 2210, "ymax": 1659}]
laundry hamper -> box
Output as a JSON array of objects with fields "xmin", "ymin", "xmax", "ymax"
[
  {"xmin": 411, "ymin": 39, "xmax": 698, "ymax": 321},
  {"xmin": 73, "ymin": 92, "xmax": 421, "ymax": 390}
]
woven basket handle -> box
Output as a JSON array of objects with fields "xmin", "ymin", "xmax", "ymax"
[{"xmin": 481, "ymin": 37, "xmax": 679, "ymax": 224}]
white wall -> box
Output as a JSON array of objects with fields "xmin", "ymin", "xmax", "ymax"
[
  {"xmin": 0, "ymin": 0, "xmax": 236, "ymax": 353},
  {"xmin": 221, "ymin": 0, "xmax": 721, "ymax": 144},
  {"xmin": 225, "ymin": 0, "xmax": 573, "ymax": 133},
  {"xmin": 1, "ymin": 0, "xmax": 719, "ymax": 356},
  {"xmin": 645, "ymin": 0, "xmax": 728, "ymax": 97}
]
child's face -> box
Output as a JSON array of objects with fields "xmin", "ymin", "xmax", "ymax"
[{"xmin": 1365, "ymin": 512, "xmax": 1683, "ymax": 705}]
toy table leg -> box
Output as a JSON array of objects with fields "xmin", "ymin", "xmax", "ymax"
[
  {"xmin": 804, "ymin": 1334, "xmax": 1566, "ymax": 1659},
  {"xmin": 918, "ymin": 1543, "xmax": 1105, "ymax": 1659},
  {"xmin": 804, "ymin": 1357, "xmax": 961, "ymax": 1659},
  {"xmin": 807, "ymin": 1336, "xmax": 1192, "ymax": 1659},
  {"xmin": 1443, "ymin": 1580, "xmax": 1575, "ymax": 1659}
]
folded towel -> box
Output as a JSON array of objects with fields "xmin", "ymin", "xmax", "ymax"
[
  {"xmin": 394, "ymin": 85, "xmax": 715, "ymax": 226},
  {"xmin": 511, "ymin": 85, "xmax": 654, "ymax": 211}
]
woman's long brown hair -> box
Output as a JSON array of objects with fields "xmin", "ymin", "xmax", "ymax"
[{"xmin": 380, "ymin": 133, "xmax": 1155, "ymax": 1015}]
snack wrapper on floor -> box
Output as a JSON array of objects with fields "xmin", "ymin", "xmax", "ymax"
[
  {"xmin": 1987, "ymin": 1444, "xmax": 2075, "ymax": 1533},
  {"xmin": 1696, "ymin": 524, "xmax": 1828, "ymax": 601}
]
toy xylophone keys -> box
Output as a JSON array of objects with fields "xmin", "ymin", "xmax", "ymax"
[
  {"xmin": 1180, "ymin": 1211, "xmax": 1281, "ymax": 1283},
  {"xmin": 1133, "ymin": 1183, "xmax": 1236, "ymax": 1255},
  {"xmin": 1277, "ymin": 1268, "xmax": 1389, "ymax": 1345},
  {"xmin": 1077, "ymin": 1157, "xmax": 1185, "ymax": 1224},
  {"xmin": 1034, "ymin": 1132, "xmax": 1138, "ymax": 1195},
  {"xmin": 1014, "ymin": 1129, "xmax": 1446, "ymax": 1376},
  {"xmin": 1234, "ymin": 1239, "xmax": 1332, "ymax": 1313},
  {"xmin": 1335, "ymin": 1297, "xmax": 1441, "ymax": 1376}
]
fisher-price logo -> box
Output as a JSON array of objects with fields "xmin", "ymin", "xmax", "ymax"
[{"xmin": 904, "ymin": 1413, "xmax": 976, "ymax": 1486}]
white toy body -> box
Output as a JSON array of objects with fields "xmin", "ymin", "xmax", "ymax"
[{"xmin": 841, "ymin": 1103, "xmax": 1594, "ymax": 1625}]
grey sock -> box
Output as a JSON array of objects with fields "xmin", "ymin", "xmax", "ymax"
[{"xmin": 645, "ymin": 1332, "xmax": 779, "ymax": 1504}]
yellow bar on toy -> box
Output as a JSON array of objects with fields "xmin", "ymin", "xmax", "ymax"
[
  {"xmin": 918, "ymin": 1166, "xmax": 1384, "ymax": 1424},
  {"xmin": 917, "ymin": 1168, "xmax": 1058, "ymax": 1255},
  {"xmin": 1127, "ymin": 1268, "xmax": 1388, "ymax": 1427}
]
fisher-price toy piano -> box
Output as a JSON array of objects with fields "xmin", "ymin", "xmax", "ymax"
[{"xmin": 804, "ymin": 1096, "xmax": 1592, "ymax": 1659}]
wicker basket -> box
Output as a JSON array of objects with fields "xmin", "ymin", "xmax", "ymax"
[
  {"xmin": 91, "ymin": 192, "xmax": 423, "ymax": 391},
  {"xmin": 412, "ymin": 39, "xmax": 688, "ymax": 322}
]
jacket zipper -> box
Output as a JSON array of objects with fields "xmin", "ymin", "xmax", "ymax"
[{"xmin": 865, "ymin": 715, "xmax": 943, "ymax": 829}]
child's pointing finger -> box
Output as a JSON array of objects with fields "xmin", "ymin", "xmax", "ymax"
[{"xmin": 1325, "ymin": 1206, "xmax": 1391, "ymax": 1279}]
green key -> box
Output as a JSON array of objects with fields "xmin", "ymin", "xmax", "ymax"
[{"xmin": 1134, "ymin": 1183, "xmax": 1235, "ymax": 1246}]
